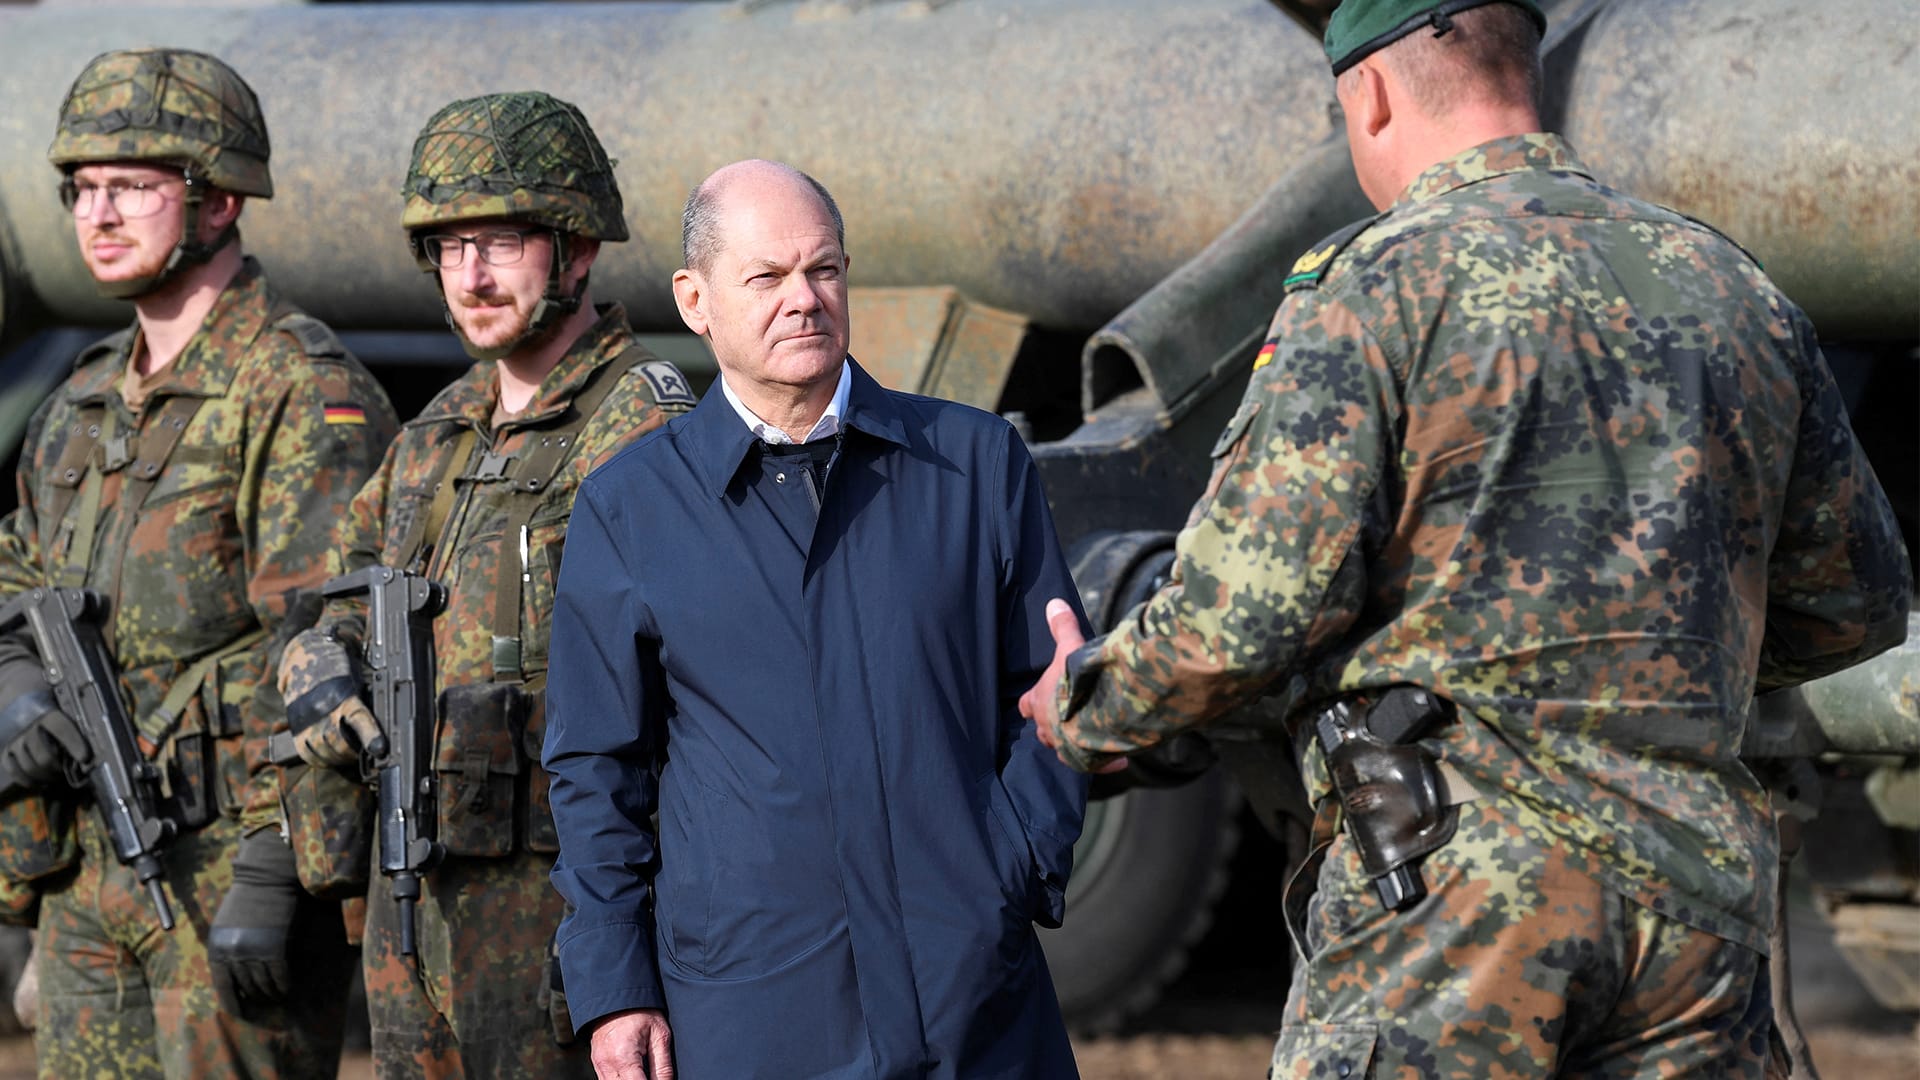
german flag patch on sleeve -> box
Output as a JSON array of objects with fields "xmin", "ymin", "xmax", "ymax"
[{"xmin": 323, "ymin": 403, "xmax": 368, "ymax": 426}]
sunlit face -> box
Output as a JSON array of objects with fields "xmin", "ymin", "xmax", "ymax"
[
  {"xmin": 431, "ymin": 222, "xmax": 559, "ymax": 354},
  {"xmin": 67, "ymin": 162, "xmax": 189, "ymax": 289},
  {"xmin": 678, "ymin": 177, "xmax": 850, "ymax": 397}
]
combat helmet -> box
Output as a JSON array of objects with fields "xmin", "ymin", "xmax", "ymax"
[
  {"xmin": 402, "ymin": 91, "xmax": 627, "ymax": 361},
  {"xmin": 49, "ymin": 48, "xmax": 271, "ymax": 298}
]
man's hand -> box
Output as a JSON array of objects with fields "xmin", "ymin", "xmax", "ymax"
[
  {"xmin": 0, "ymin": 696, "xmax": 87, "ymax": 790},
  {"xmin": 208, "ymin": 828, "xmax": 302, "ymax": 1017},
  {"xmin": 1019, "ymin": 598, "xmax": 1127, "ymax": 773},
  {"xmin": 590, "ymin": 1008, "xmax": 674, "ymax": 1080},
  {"xmin": 279, "ymin": 629, "xmax": 381, "ymax": 768}
]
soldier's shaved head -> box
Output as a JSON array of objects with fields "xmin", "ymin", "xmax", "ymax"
[{"xmin": 1338, "ymin": 3, "xmax": 1543, "ymax": 121}]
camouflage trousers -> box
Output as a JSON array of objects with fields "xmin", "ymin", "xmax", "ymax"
[
  {"xmin": 363, "ymin": 845, "xmax": 591, "ymax": 1080},
  {"xmin": 1271, "ymin": 793, "xmax": 1785, "ymax": 1080},
  {"xmin": 34, "ymin": 810, "xmax": 357, "ymax": 1080}
]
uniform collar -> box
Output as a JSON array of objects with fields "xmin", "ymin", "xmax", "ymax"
[
  {"xmin": 687, "ymin": 357, "xmax": 909, "ymax": 499},
  {"xmin": 1394, "ymin": 132, "xmax": 1592, "ymax": 207},
  {"xmin": 412, "ymin": 303, "xmax": 638, "ymax": 429},
  {"xmin": 67, "ymin": 255, "xmax": 272, "ymax": 405}
]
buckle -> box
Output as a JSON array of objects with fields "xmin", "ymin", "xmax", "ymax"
[
  {"xmin": 99, "ymin": 433, "xmax": 135, "ymax": 473},
  {"xmin": 470, "ymin": 450, "xmax": 516, "ymax": 482}
]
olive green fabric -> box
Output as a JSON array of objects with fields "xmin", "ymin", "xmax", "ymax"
[
  {"xmin": 48, "ymin": 48, "xmax": 272, "ymax": 197},
  {"xmin": 400, "ymin": 91, "xmax": 627, "ymax": 242},
  {"xmin": 1323, "ymin": 0, "xmax": 1546, "ymax": 75}
]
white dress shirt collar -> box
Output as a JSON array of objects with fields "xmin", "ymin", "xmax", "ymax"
[{"xmin": 719, "ymin": 361, "xmax": 852, "ymax": 445}]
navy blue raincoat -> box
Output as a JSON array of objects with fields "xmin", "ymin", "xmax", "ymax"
[{"xmin": 544, "ymin": 361, "xmax": 1088, "ymax": 1078}]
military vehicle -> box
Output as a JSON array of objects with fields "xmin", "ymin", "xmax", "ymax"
[{"xmin": 0, "ymin": 0, "xmax": 1914, "ymax": 1035}]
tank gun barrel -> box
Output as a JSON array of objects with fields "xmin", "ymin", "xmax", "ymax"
[{"xmin": 0, "ymin": 0, "xmax": 1339, "ymax": 345}]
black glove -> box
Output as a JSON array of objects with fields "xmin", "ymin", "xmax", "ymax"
[
  {"xmin": 209, "ymin": 829, "xmax": 301, "ymax": 1016},
  {"xmin": 0, "ymin": 690, "xmax": 88, "ymax": 792}
]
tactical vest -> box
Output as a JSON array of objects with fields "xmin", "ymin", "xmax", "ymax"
[
  {"xmin": 399, "ymin": 354, "xmax": 642, "ymax": 858},
  {"xmin": 35, "ymin": 309, "xmax": 346, "ymax": 827}
]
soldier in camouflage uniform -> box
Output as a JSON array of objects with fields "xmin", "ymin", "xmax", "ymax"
[
  {"xmin": 1023, "ymin": 2, "xmax": 1912, "ymax": 1077},
  {"xmin": 276, "ymin": 91, "xmax": 694, "ymax": 1079},
  {"xmin": 0, "ymin": 48, "xmax": 396, "ymax": 1079}
]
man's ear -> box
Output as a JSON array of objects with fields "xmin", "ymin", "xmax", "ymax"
[
  {"xmin": 671, "ymin": 267, "xmax": 709, "ymax": 337},
  {"xmin": 1355, "ymin": 62, "xmax": 1393, "ymax": 138},
  {"xmin": 201, "ymin": 190, "xmax": 244, "ymax": 237},
  {"xmin": 565, "ymin": 237, "xmax": 602, "ymax": 287}
]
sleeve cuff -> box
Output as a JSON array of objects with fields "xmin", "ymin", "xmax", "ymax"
[{"xmin": 557, "ymin": 917, "xmax": 666, "ymax": 1027}]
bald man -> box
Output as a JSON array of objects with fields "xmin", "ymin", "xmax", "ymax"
[{"xmin": 543, "ymin": 160, "xmax": 1088, "ymax": 1080}]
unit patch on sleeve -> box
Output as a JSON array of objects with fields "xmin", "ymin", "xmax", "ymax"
[{"xmin": 632, "ymin": 360, "xmax": 698, "ymax": 407}]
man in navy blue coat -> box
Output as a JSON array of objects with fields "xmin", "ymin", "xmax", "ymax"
[{"xmin": 542, "ymin": 159, "xmax": 1090, "ymax": 1080}]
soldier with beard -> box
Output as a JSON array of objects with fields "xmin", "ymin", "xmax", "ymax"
[
  {"xmin": 0, "ymin": 47, "xmax": 394, "ymax": 1079},
  {"xmin": 275, "ymin": 91, "xmax": 694, "ymax": 1079}
]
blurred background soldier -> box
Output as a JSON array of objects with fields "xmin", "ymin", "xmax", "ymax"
[
  {"xmin": 0, "ymin": 47, "xmax": 395, "ymax": 1079},
  {"xmin": 1024, "ymin": 1, "xmax": 1911, "ymax": 1078},
  {"xmin": 275, "ymin": 90, "xmax": 694, "ymax": 1079}
]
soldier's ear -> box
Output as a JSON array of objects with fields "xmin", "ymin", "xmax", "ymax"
[
  {"xmin": 565, "ymin": 238, "xmax": 602, "ymax": 283},
  {"xmin": 672, "ymin": 267, "xmax": 709, "ymax": 337},
  {"xmin": 201, "ymin": 190, "xmax": 245, "ymax": 236}
]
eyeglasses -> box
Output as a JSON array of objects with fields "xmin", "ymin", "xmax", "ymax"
[
  {"xmin": 416, "ymin": 229, "xmax": 545, "ymax": 270},
  {"xmin": 59, "ymin": 177, "xmax": 185, "ymax": 219}
]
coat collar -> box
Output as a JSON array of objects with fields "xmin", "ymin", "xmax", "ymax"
[
  {"xmin": 66, "ymin": 256, "xmax": 274, "ymax": 405},
  {"xmin": 411, "ymin": 303, "xmax": 639, "ymax": 429},
  {"xmin": 686, "ymin": 357, "xmax": 910, "ymax": 498},
  {"xmin": 1394, "ymin": 132, "xmax": 1593, "ymax": 207}
]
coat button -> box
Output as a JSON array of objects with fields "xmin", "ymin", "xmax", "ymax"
[{"xmin": 1337, "ymin": 1063, "xmax": 1351, "ymax": 1078}]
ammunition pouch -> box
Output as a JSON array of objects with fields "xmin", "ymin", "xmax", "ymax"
[
  {"xmin": 279, "ymin": 760, "xmax": 378, "ymax": 899},
  {"xmin": 155, "ymin": 635, "xmax": 265, "ymax": 832},
  {"xmin": 0, "ymin": 793, "xmax": 79, "ymax": 922},
  {"xmin": 435, "ymin": 683, "xmax": 556, "ymax": 857}
]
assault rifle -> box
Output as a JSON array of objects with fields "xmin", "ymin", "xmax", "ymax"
[
  {"xmin": 0, "ymin": 587, "xmax": 178, "ymax": 929},
  {"xmin": 271, "ymin": 565, "xmax": 445, "ymax": 955}
]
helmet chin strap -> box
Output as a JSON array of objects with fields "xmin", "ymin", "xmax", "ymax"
[
  {"xmin": 442, "ymin": 229, "xmax": 585, "ymax": 363},
  {"xmin": 96, "ymin": 167, "xmax": 236, "ymax": 301}
]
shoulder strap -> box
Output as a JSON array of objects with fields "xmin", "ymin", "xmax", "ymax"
[
  {"xmin": 1283, "ymin": 213, "xmax": 1387, "ymax": 293},
  {"xmin": 488, "ymin": 357, "xmax": 635, "ymax": 683},
  {"xmin": 399, "ymin": 426, "xmax": 481, "ymax": 576},
  {"xmin": 1668, "ymin": 207, "xmax": 1767, "ymax": 272},
  {"xmin": 271, "ymin": 309, "xmax": 349, "ymax": 360},
  {"xmin": 101, "ymin": 396, "xmax": 207, "ymax": 606},
  {"xmin": 40, "ymin": 404, "xmax": 108, "ymax": 534}
]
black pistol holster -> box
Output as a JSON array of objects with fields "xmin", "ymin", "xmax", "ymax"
[{"xmin": 1313, "ymin": 687, "xmax": 1459, "ymax": 912}]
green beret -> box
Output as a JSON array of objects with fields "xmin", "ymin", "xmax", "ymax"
[{"xmin": 1324, "ymin": 0, "xmax": 1547, "ymax": 75}]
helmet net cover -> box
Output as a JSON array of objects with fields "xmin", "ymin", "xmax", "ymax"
[
  {"xmin": 48, "ymin": 48, "xmax": 272, "ymax": 198},
  {"xmin": 401, "ymin": 91, "xmax": 628, "ymax": 242}
]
